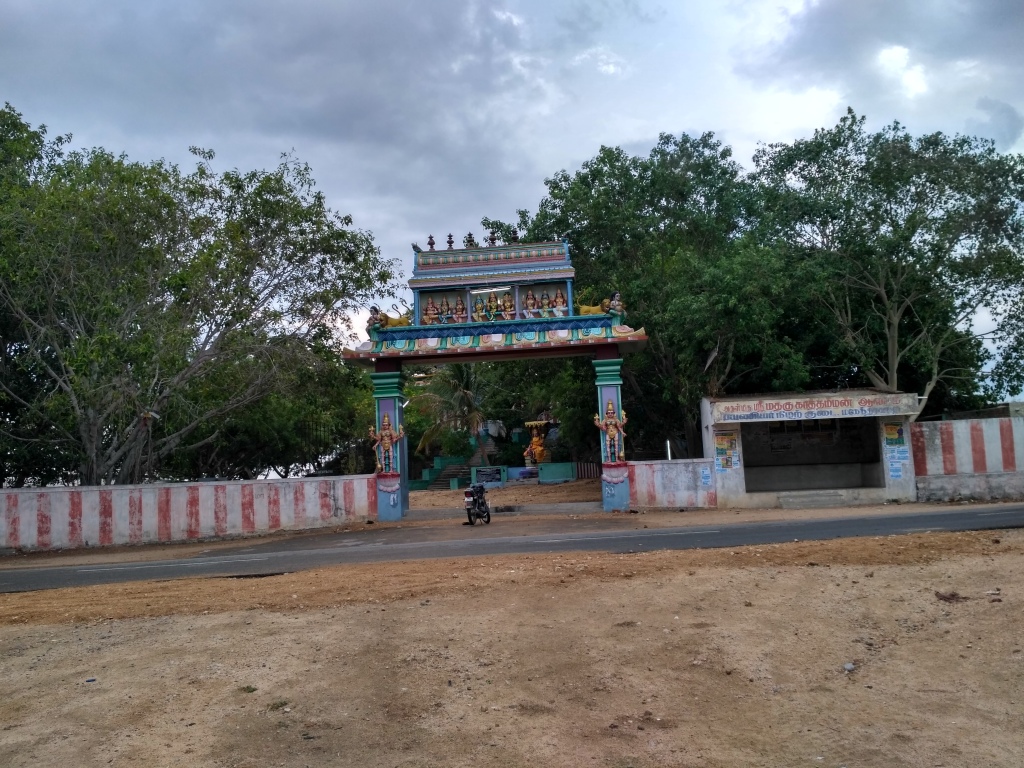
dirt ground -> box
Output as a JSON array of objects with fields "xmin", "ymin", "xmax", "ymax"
[{"xmin": 1, "ymin": 522, "xmax": 1022, "ymax": 767}]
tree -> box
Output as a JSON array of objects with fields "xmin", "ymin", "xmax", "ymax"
[
  {"xmin": 754, "ymin": 109, "xmax": 1024, "ymax": 415},
  {"xmin": 0, "ymin": 106, "xmax": 398, "ymax": 485},
  {"xmin": 486, "ymin": 133, "xmax": 816, "ymax": 456},
  {"xmin": 158, "ymin": 345, "xmax": 376, "ymax": 480},
  {"xmin": 407, "ymin": 363, "xmax": 492, "ymax": 464}
]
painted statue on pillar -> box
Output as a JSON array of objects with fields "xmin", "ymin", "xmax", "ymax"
[
  {"xmin": 523, "ymin": 426, "xmax": 546, "ymax": 465},
  {"xmin": 369, "ymin": 413, "xmax": 405, "ymax": 473},
  {"xmin": 594, "ymin": 400, "xmax": 627, "ymax": 463}
]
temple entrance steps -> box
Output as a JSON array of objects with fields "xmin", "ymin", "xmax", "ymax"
[
  {"xmin": 427, "ymin": 462, "xmax": 472, "ymax": 491},
  {"xmin": 469, "ymin": 436, "xmax": 498, "ymax": 467}
]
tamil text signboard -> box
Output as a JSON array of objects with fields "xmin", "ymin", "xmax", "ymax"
[{"xmin": 709, "ymin": 392, "xmax": 919, "ymax": 424}]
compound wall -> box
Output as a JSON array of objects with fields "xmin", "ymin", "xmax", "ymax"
[
  {"xmin": 627, "ymin": 460, "xmax": 717, "ymax": 509},
  {"xmin": 1, "ymin": 475, "xmax": 376, "ymax": 552},
  {"xmin": 911, "ymin": 418, "xmax": 1024, "ymax": 501}
]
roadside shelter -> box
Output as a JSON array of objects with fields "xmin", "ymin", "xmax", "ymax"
[{"xmin": 700, "ymin": 390, "xmax": 919, "ymax": 508}]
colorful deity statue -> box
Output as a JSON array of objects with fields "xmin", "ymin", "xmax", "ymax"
[
  {"xmin": 367, "ymin": 305, "xmax": 411, "ymax": 334},
  {"xmin": 539, "ymin": 292, "xmax": 553, "ymax": 318},
  {"xmin": 369, "ymin": 412, "xmax": 405, "ymax": 473},
  {"xmin": 421, "ymin": 297, "xmax": 440, "ymax": 325},
  {"xmin": 501, "ymin": 291, "xmax": 516, "ymax": 320},
  {"xmin": 471, "ymin": 296, "xmax": 488, "ymax": 322},
  {"xmin": 522, "ymin": 289, "xmax": 539, "ymax": 319},
  {"xmin": 485, "ymin": 292, "xmax": 500, "ymax": 321},
  {"xmin": 608, "ymin": 290, "xmax": 625, "ymax": 322},
  {"xmin": 453, "ymin": 296, "xmax": 468, "ymax": 323},
  {"xmin": 578, "ymin": 298, "xmax": 610, "ymax": 315},
  {"xmin": 553, "ymin": 288, "xmax": 568, "ymax": 316},
  {"xmin": 594, "ymin": 400, "xmax": 627, "ymax": 463},
  {"xmin": 438, "ymin": 297, "xmax": 452, "ymax": 324},
  {"xmin": 523, "ymin": 426, "xmax": 546, "ymax": 465}
]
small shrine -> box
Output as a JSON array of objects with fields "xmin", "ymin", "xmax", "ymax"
[
  {"xmin": 344, "ymin": 233, "xmax": 647, "ymax": 518},
  {"xmin": 522, "ymin": 418, "xmax": 553, "ymax": 466}
]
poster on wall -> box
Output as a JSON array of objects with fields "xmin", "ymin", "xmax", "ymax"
[
  {"xmin": 714, "ymin": 432, "xmax": 739, "ymax": 473},
  {"xmin": 883, "ymin": 421, "xmax": 906, "ymax": 447},
  {"xmin": 700, "ymin": 466, "xmax": 713, "ymax": 487},
  {"xmin": 884, "ymin": 444, "xmax": 911, "ymax": 479}
]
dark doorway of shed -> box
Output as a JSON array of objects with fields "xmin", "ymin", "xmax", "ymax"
[{"xmin": 740, "ymin": 417, "xmax": 884, "ymax": 492}]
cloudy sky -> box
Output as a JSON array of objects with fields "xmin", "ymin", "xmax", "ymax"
[{"xmin": 3, "ymin": 0, "xmax": 1022, "ymax": 314}]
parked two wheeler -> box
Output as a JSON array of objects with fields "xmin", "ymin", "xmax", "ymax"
[{"xmin": 463, "ymin": 483, "xmax": 491, "ymax": 525}]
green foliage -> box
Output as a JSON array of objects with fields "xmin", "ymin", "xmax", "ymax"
[
  {"xmin": 753, "ymin": 109, "xmax": 1024, "ymax": 410},
  {"xmin": 407, "ymin": 363, "xmax": 491, "ymax": 462},
  {"xmin": 438, "ymin": 429, "xmax": 474, "ymax": 458},
  {"xmin": 159, "ymin": 348, "xmax": 376, "ymax": 479},
  {"xmin": 0, "ymin": 105, "xmax": 398, "ymax": 485},
  {"xmin": 483, "ymin": 115, "xmax": 1024, "ymax": 446},
  {"xmin": 493, "ymin": 440, "xmax": 526, "ymax": 467},
  {"xmin": 487, "ymin": 133, "xmax": 802, "ymax": 454}
]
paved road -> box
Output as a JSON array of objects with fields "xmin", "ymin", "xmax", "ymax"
[{"xmin": 1, "ymin": 504, "xmax": 1022, "ymax": 593}]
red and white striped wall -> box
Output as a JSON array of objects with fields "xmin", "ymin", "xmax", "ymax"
[
  {"xmin": 911, "ymin": 418, "xmax": 1024, "ymax": 501},
  {"xmin": 0, "ymin": 475, "xmax": 376, "ymax": 552},
  {"xmin": 628, "ymin": 460, "xmax": 717, "ymax": 509}
]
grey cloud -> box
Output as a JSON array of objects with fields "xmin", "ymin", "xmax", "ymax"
[
  {"xmin": 0, "ymin": 0, "xmax": 585, "ymax": 274},
  {"xmin": 967, "ymin": 98, "xmax": 1024, "ymax": 149},
  {"xmin": 756, "ymin": 0, "xmax": 1024, "ymax": 85},
  {"xmin": 555, "ymin": 0, "xmax": 662, "ymax": 45},
  {"xmin": 747, "ymin": 0, "xmax": 1024, "ymax": 143}
]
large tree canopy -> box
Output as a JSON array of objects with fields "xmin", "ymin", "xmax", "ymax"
[
  {"xmin": 486, "ymin": 133, "xmax": 824, "ymax": 456},
  {"xmin": 0, "ymin": 104, "xmax": 397, "ymax": 486},
  {"xmin": 484, "ymin": 115, "xmax": 1024, "ymax": 454},
  {"xmin": 754, "ymin": 109, "xmax": 1024, "ymax": 415}
]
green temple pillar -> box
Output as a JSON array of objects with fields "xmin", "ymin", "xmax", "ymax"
[
  {"xmin": 592, "ymin": 357, "xmax": 631, "ymax": 512},
  {"xmin": 369, "ymin": 364, "xmax": 408, "ymax": 521}
]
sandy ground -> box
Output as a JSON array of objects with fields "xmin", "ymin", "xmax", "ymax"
[{"xmin": 1, "ymin": 524, "xmax": 1022, "ymax": 767}]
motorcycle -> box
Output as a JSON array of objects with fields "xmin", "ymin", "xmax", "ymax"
[{"xmin": 463, "ymin": 483, "xmax": 491, "ymax": 525}]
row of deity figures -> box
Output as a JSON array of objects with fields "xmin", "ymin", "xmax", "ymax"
[{"xmin": 420, "ymin": 289, "xmax": 570, "ymax": 325}]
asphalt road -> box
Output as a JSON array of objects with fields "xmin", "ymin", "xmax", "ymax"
[{"xmin": 1, "ymin": 504, "xmax": 1022, "ymax": 593}]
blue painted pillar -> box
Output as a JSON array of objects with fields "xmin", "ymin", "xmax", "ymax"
[
  {"xmin": 592, "ymin": 357, "xmax": 631, "ymax": 511},
  {"xmin": 369, "ymin": 366, "xmax": 408, "ymax": 521}
]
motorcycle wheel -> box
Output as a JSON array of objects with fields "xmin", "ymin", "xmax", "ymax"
[
  {"xmin": 482, "ymin": 506, "xmax": 491, "ymax": 524},
  {"xmin": 466, "ymin": 509, "xmax": 475, "ymax": 525}
]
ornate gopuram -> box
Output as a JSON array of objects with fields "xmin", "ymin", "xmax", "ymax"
[{"xmin": 344, "ymin": 235, "xmax": 647, "ymax": 518}]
